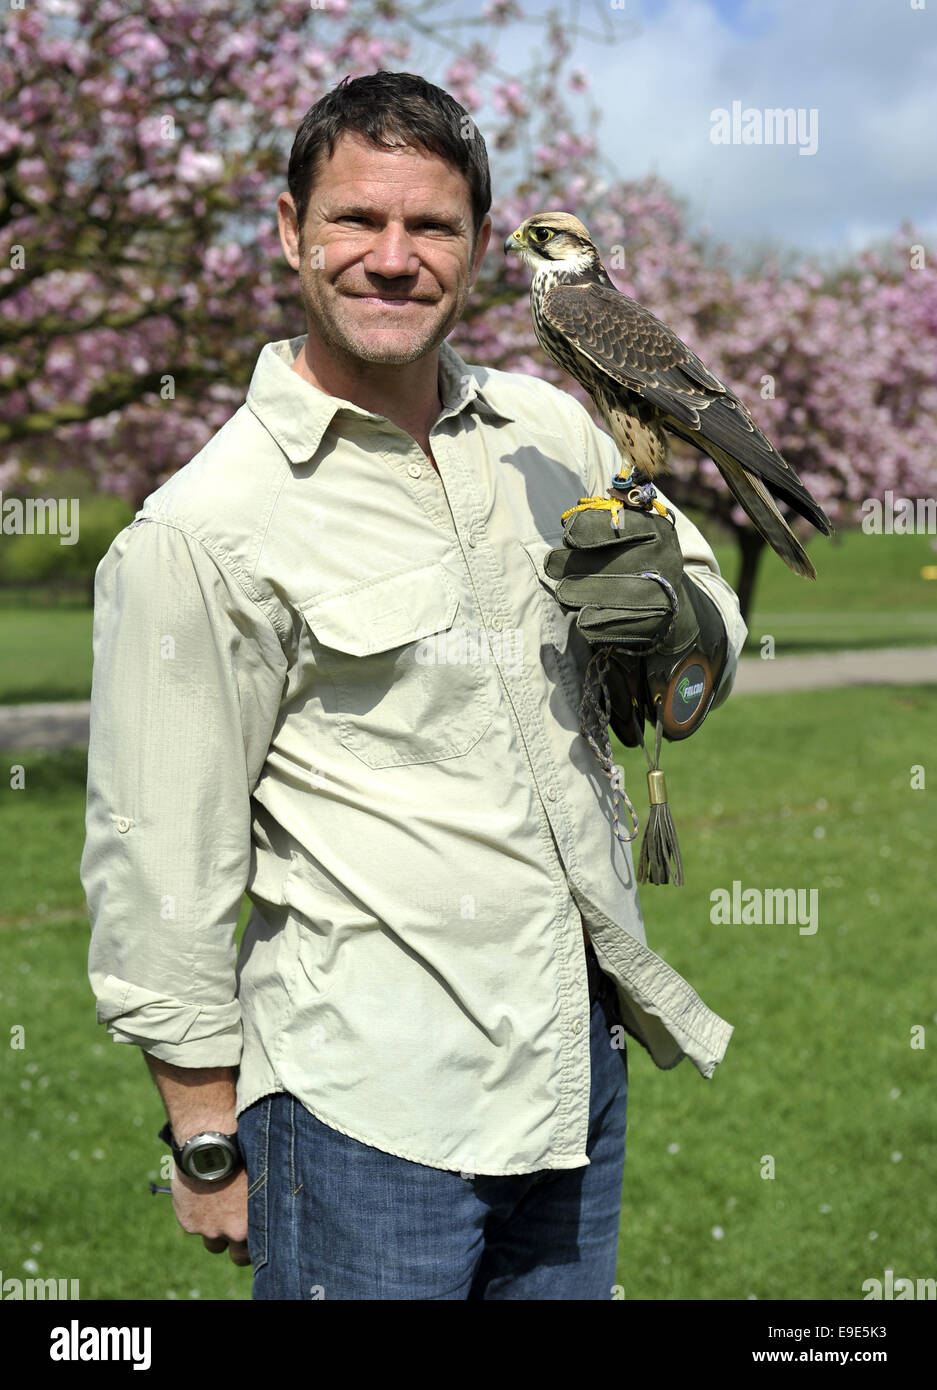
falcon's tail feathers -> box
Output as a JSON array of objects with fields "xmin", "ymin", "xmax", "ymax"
[
  {"xmin": 693, "ymin": 400, "xmax": 834, "ymax": 537},
  {"xmin": 708, "ymin": 448, "xmax": 818, "ymax": 580}
]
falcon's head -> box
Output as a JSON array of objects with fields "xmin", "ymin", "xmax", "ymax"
[{"xmin": 503, "ymin": 212, "xmax": 602, "ymax": 277}]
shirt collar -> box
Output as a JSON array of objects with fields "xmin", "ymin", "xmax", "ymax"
[{"xmin": 245, "ymin": 335, "xmax": 514, "ymax": 465}]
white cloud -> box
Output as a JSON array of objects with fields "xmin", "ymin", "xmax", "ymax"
[{"xmin": 576, "ymin": 0, "xmax": 937, "ymax": 253}]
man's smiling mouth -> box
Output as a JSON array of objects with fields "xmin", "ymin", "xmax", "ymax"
[{"xmin": 348, "ymin": 293, "xmax": 434, "ymax": 305}]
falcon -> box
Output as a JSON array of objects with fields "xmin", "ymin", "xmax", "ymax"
[{"xmin": 504, "ymin": 212, "xmax": 832, "ymax": 577}]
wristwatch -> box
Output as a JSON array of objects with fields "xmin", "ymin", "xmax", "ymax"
[{"xmin": 158, "ymin": 1121, "xmax": 243, "ymax": 1183}]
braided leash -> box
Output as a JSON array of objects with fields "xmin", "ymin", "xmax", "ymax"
[
  {"xmin": 579, "ymin": 645, "xmax": 640, "ymax": 846},
  {"xmin": 567, "ymin": 472, "xmax": 685, "ymax": 884}
]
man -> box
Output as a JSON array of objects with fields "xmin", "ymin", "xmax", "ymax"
[{"xmin": 81, "ymin": 71, "xmax": 747, "ymax": 1300}]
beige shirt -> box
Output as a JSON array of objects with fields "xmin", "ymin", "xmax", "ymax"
[{"xmin": 82, "ymin": 335, "xmax": 747, "ymax": 1177}]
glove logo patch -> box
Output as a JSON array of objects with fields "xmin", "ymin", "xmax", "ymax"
[{"xmin": 672, "ymin": 664, "xmax": 707, "ymax": 724}]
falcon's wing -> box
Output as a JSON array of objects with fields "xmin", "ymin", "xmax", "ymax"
[{"xmin": 543, "ymin": 282, "xmax": 832, "ymax": 534}]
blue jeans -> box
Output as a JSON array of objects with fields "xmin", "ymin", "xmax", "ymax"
[{"xmin": 238, "ymin": 944, "xmax": 628, "ymax": 1300}]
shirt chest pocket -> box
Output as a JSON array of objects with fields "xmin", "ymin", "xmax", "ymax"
[
  {"xmin": 521, "ymin": 535, "xmax": 591, "ymax": 715},
  {"xmin": 300, "ymin": 563, "xmax": 493, "ymax": 769},
  {"xmin": 521, "ymin": 536, "xmax": 567, "ymax": 647}
]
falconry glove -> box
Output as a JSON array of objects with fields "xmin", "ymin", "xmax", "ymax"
[
  {"xmin": 544, "ymin": 498, "xmax": 697, "ymax": 656},
  {"xmin": 543, "ymin": 497, "xmax": 728, "ymax": 742},
  {"xmin": 543, "ymin": 487, "xmax": 729, "ymax": 886}
]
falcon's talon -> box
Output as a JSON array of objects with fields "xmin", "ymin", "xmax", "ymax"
[{"xmin": 560, "ymin": 495, "xmax": 616, "ymax": 522}]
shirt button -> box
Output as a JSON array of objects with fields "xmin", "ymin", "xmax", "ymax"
[
  {"xmin": 116, "ymin": 817, "xmax": 131, "ymax": 833},
  {"xmin": 572, "ymin": 1019, "xmax": 583, "ymax": 1035},
  {"xmin": 466, "ymin": 531, "xmax": 476, "ymax": 548},
  {"xmin": 491, "ymin": 617, "xmax": 503, "ymax": 631},
  {"xmin": 407, "ymin": 463, "xmax": 422, "ymax": 478},
  {"xmin": 545, "ymin": 786, "xmax": 557, "ymax": 801}
]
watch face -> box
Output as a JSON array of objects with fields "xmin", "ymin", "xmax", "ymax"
[{"xmin": 185, "ymin": 1141, "xmax": 233, "ymax": 1181}]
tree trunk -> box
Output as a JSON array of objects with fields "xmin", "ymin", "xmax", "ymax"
[{"xmin": 734, "ymin": 528, "xmax": 765, "ymax": 628}]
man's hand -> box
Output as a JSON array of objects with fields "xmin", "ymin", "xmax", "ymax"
[
  {"xmin": 543, "ymin": 501, "xmax": 699, "ymax": 657},
  {"xmin": 143, "ymin": 1054, "xmax": 251, "ymax": 1267},
  {"xmin": 171, "ymin": 1165, "xmax": 250, "ymax": 1266}
]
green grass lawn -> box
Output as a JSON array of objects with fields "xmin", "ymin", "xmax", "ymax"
[
  {"xmin": 619, "ymin": 682, "xmax": 937, "ymax": 1301},
  {"xmin": 711, "ymin": 527, "xmax": 937, "ymax": 653},
  {"xmin": 0, "ymin": 684, "xmax": 934, "ymax": 1299},
  {"xmin": 0, "ymin": 529, "xmax": 935, "ymax": 705},
  {"xmin": 0, "ymin": 605, "xmax": 94, "ymax": 704}
]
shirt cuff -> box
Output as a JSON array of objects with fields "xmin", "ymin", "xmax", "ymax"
[
  {"xmin": 683, "ymin": 564, "xmax": 748, "ymax": 708},
  {"xmin": 92, "ymin": 973, "xmax": 243, "ymax": 1068}
]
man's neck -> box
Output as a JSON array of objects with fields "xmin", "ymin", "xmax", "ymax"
[{"xmin": 291, "ymin": 331, "xmax": 442, "ymax": 460}]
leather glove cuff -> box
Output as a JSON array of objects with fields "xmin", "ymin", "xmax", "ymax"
[{"xmin": 609, "ymin": 579, "xmax": 729, "ymax": 745}]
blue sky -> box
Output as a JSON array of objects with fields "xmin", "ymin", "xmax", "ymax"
[{"xmin": 414, "ymin": 0, "xmax": 937, "ymax": 259}]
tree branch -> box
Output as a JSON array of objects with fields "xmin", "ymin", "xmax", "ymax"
[{"xmin": 0, "ymin": 365, "xmax": 212, "ymax": 445}]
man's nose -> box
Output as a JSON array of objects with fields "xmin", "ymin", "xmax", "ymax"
[{"xmin": 362, "ymin": 224, "xmax": 420, "ymax": 278}]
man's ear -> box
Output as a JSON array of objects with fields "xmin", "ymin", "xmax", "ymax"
[
  {"xmin": 277, "ymin": 191, "xmax": 302, "ymax": 272},
  {"xmin": 469, "ymin": 215, "xmax": 492, "ymax": 286}
]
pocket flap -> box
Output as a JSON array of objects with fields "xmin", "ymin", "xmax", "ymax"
[
  {"xmin": 522, "ymin": 535, "xmax": 564, "ymax": 598},
  {"xmin": 302, "ymin": 563, "xmax": 459, "ymax": 657}
]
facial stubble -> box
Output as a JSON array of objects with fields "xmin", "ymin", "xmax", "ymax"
[{"xmin": 296, "ymin": 230, "xmax": 477, "ymax": 367}]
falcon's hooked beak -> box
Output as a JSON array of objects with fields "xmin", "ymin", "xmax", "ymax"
[{"xmin": 503, "ymin": 213, "xmax": 598, "ymax": 275}]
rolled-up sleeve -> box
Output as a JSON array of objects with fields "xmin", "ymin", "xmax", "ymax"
[
  {"xmin": 80, "ymin": 516, "xmax": 287, "ymax": 1066},
  {"xmin": 574, "ymin": 400, "xmax": 748, "ymax": 706}
]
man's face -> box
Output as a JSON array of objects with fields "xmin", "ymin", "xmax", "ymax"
[{"xmin": 278, "ymin": 131, "xmax": 491, "ymax": 367}]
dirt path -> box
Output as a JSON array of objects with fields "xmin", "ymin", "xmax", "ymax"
[
  {"xmin": 1, "ymin": 646, "xmax": 935, "ymax": 750},
  {"xmin": 731, "ymin": 645, "xmax": 937, "ymax": 694}
]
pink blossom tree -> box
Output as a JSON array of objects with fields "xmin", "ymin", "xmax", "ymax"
[
  {"xmin": 0, "ymin": 0, "xmax": 601, "ymax": 502},
  {"xmin": 2, "ymin": 1, "xmax": 935, "ymax": 621}
]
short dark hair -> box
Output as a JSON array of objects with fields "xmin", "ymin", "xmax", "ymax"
[{"xmin": 287, "ymin": 71, "xmax": 491, "ymax": 244}]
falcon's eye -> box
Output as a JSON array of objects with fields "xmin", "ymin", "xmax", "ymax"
[{"xmin": 531, "ymin": 227, "xmax": 553, "ymax": 244}]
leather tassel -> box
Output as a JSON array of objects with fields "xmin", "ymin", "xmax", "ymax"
[{"xmin": 635, "ymin": 700, "xmax": 684, "ymax": 886}]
